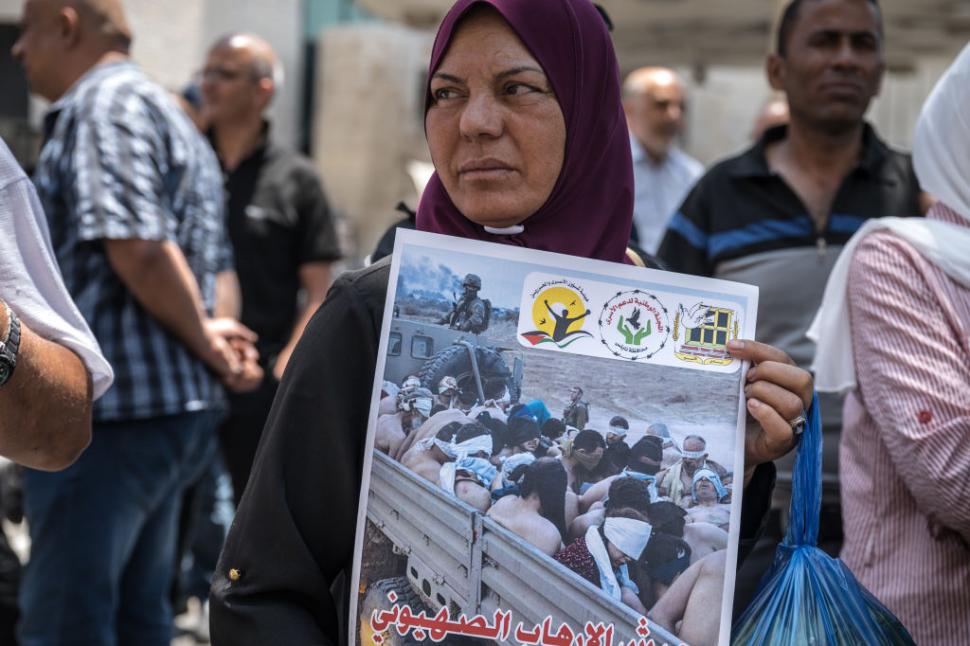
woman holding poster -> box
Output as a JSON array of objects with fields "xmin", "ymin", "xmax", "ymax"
[{"xmin": 209, "ymin": 1, "xmax": 814, "ymax": 644}]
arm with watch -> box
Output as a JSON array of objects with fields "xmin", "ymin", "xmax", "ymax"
[{"xmin": 0, "ymin": 299, "xmax": 93, "ymax": 471}]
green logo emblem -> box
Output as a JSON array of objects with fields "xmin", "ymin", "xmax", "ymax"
[{"xmin": 617, "ymin": 314, "xmax": 651, "ymax": 346}]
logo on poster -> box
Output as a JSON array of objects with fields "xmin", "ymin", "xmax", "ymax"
[
  {"xmin": 672, "ymin": 302, "xmax": 739, "ymax": 366},
  {"xmin": 520, "ymin": 281, "xmax": 593, "ymax": 349},
  {"xmin": 598, "ymin": 290, "xmax": 670, "ymax": 360}
]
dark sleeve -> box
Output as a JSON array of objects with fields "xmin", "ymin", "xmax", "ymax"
[
  {"xmin": 655, "ymin": 175, "xmax": 714, "ymax": 277},
  {"xmin": 371, "ymin": 208, "xmax": 416, "ymax": 264},
  {"xmin": 737, "ymin": 461, "xmax": 776, "ymax": 569},
  {"xmin": 901, "ymin": 152, "xmax": 924, "ymax": 217},
  {"xmin": 210, "ymin": 263, "xmax": 388, "ymax": 645},
  {"xmin": 296, "ymin": 163, "xmax": 342, "ymax": 264}
]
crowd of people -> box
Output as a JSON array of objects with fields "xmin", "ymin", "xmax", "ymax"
[
  {"xmin": 1, "ymin": 0, "xmax": 338, "ymax": 643},
  {"xmin": 376, "ymin": 371, "xmax": 736, "ymax": 631},
  {"xmin": 0, "ymin": 0, "xmax": 966, "ymax": 644}
]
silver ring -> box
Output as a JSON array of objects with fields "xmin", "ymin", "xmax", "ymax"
[{"xmin": 788, "ymin": 414, "xmax": 806, "ymax": 435}]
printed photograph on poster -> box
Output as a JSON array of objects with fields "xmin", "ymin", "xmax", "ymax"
[{"xmin": 351, "ymin": 230, "xmax": 759, "ymax": 646}]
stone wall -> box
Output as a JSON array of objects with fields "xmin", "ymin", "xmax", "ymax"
[{"xmin": 312, "ymin": 22, "xmax": 434, "ymax": 259}]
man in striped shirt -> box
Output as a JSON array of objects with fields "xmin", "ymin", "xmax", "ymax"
[{"xmin": 12, "ymin": 1, "xmax": 259, "ymax": 643}]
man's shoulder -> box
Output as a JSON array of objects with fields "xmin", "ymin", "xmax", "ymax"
[
  {"xmin": 684, "ymin": 520, "xmax": 728, "ymax": 542},
  {"xmin": 333, "ymin": 258, "xmax": 390, "ymax": 311},
  {"xmin": 533, "ymin": 517, "xmax": 565, "ymax": 552},
  {"xmin": 58, "ymin": 64, "xmax": 205, "ymax": 159},
  {"xmin": 377, "ymin": 412, "xmax": 402, "ymax": 427},
  {"xmin": 873, "ymin": 142, "xmax": 917, "ymax": 181},
  {"xmin": 262, "ymin": 143, "xmax": 322, "ymax": 183},
  {"xmin": 692, "ymin": 145, "xmax": 760, "ymax": 190},
  {"xmin": 65, "ymin": 63, "xmax": 163, "ymax": 120},
  {"xmin": 670, "ymin": 148, "xmax": 704, "ymax": 178},
  {"xmin": 0, "ymin": 139, "xmax": 27, "ymax": 191}
]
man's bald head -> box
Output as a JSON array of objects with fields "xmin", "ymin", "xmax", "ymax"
[
  {"xmin": 201, "ymin": 33, "xmax": 282, "ymax": 126},
  {"xmin": 209, "ymin": 33, "xmax": 282, "ymax": 92},
  {"xmin": 622, "ymin": 67, "xmax": 683, "ymax": 100},
  {"xmin": 681, "ymin": 434, "xmax": 709, "ymax": 472},
  {"xmin": 70, "ymin": 0, "xmax": 132, "ymax": 52},
  {"xmin": 622, "ymin": 66, "xmax": 687, "ymax": 162},
  {"xmin": 35, "ymin": 0, "xmax": 132, "ymax": 50},
  {"xmin": 13, "ymin": 0, "xmax": 132, "ymax": 101}
]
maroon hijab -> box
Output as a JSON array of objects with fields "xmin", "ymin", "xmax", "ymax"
[{"xmin": 415, "ymin": 0, "xmax": 634, "ymax": 264}]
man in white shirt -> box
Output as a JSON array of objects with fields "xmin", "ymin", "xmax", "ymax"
[
  {"xmin": 0, "ymin": 137, "xmax": 113, "ymax": 471},
  {"xmin": 622, "ymin": 67, "xmax": 703, "ymax": 254}
]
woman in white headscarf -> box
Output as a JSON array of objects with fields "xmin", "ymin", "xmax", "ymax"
[{"xmin": 807, "ymin": 43, "xmax": 970, "ymax": 646}]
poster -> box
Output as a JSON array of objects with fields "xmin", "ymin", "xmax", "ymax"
[{"xmin": 351, "ymin": 230, "xmax": 758, "ymax": 646}]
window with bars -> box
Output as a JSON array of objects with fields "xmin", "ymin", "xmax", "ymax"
[{"xmin": 687, "ymin": 308, "xmax": 733, "ymax": 348}]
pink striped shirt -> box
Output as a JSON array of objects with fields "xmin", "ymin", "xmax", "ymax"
[{"xmin": 840, "ymin": 203, "xmax": 970, "ymax": 645}]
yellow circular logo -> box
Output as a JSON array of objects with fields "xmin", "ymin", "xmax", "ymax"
[{"xmin": 532, "ymin": 287, "xmax": 588, "ymax": 338}]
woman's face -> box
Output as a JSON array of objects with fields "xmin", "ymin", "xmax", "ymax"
[{"xmin": 426, "ymin": 10, "xmax": 567, "ymax": 229}]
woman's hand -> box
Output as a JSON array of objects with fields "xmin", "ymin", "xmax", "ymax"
[{"xmin": 726, "ymin": 339, "xmax": 814, "ymax": 488}]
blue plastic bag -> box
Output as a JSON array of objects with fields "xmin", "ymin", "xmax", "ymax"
[{"xmin": 732, "ymin": 395, "xmax": 915, "ymax": 645}]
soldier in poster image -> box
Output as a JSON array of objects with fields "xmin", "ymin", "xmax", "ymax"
[
  {"xmin": 563, "ymin": 385, "xmax": 590, "ymax": 430},
  {"xmin": 440, "ymin": 273, "xmax": 489, "ymax": 333},
  {"xmin": 200, "ymin": 33, "xmax": 342, "ymax": 505}
]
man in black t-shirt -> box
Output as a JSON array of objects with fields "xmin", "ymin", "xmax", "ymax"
[{"xmin": 201, "ymin": 33, "xmax": 342, "ymax": 503}]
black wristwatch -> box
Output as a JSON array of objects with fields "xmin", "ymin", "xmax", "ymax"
[{"xmin": 0, "ymin": 302, "xmax": 21, "ymax": 388}]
